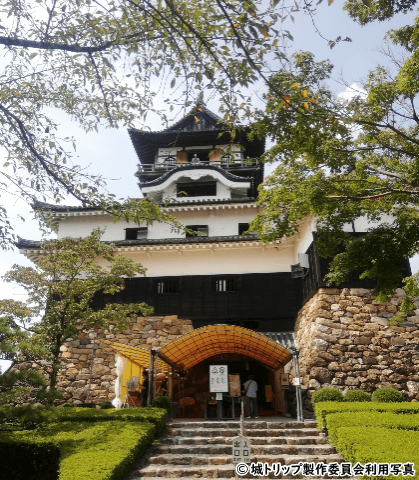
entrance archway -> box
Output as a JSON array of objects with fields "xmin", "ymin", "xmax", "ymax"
[{"xmin": 103, "ymin": 325, "xmax": 293, "ymax": 416}]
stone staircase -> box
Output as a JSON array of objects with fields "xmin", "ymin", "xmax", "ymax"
[{"xmin": 126, "ymin": 419, "xmax": 355, "ymax": 480}]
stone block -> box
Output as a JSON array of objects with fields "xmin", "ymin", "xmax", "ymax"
[
  {"xmin": 91, "ymin": 364, "xmax": 111, "ymax": 375},
  {"xmin": 407, "ymin": 381, "xmax": 419, "ymax": 395},
  {"xmin": 353, "ymin": 313, "xmax": 370, "ymax": 322},
  {"xmin": 371, "ymin": 316, "xmax": 388, "ymax": 327},
  {"xmin": 317, "ymin": 352, "xmax": 336, "ymax": 362},
  {"xmin": 310, "ymin": 356, "xmax": 328, "ymax": 367},
  {"xmin": 179, "ymin": 325, "xmax": 194, "ymax": 334},
  {"xmin": 391, "ymin": 337, "xmax": 405, "ymax": 346},
  {"xmin": 330, "ymin": 304, "xmax": 342, "ymax": 311},
  {"xmin": 310, "ymin": 367, "xmax": 333, "ymax": 384},
  {"xmin": 315, "ymin": 332, "xmax": 338, "ymax": 343},
  {"xmin": 61, "ymin": 351, "xmax": 73, "ymax": 359},
  {"xmin": 350, "ymin": 288, "xmax": 371, "ymax": 297},
  {"xmin": 346, "ymin": 306, "xmax": 360, "ymax": 314},
  {"xmin": 353, "ymin": 337, "xmax": 371, "ymax": 345},
  {"xmin": 345, "ymin": 377, "xmax": 360, "ymax": 386},
  {"xmin": 314, "ymin": 339, "xmax": 329, "ymax": 352},
  {"xmin": 164, "ymin": 315, "xmax": 178, "ymax": 321},
  {"xmin": 361, "ymin": 304, "xmax": 378, "ymax": 313},
  {"xmin": 327, "ymin": 362, "xmax": 340, "ymax": 371},
  {"xmin": 395, "ymin": 288, "xmax": 406, "ymax": 297},
  {"xmin": 314, "ymin": 301, "xmax": 331, "ymax": 311},
  {"xmin": 308, "ymin": 379, "xmax": 321, "ymax": 390},
  {"xmin": 365, "ymin": 323, "xmax": 380, "ymax": 331}
]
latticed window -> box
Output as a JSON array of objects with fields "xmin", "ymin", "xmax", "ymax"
[
  {"xmin": 214, "ymin": 278, "xmax": 239, "ymax": 292},
  {"xmin": 157, "ymin": 280, "xmax": 178, "ymax": 294},
  {"xmin": 125, "ymin": 227, "xmax": 148, "ymax": 240}
]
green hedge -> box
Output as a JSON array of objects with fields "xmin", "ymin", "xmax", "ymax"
[
  {"xmin": 335, "ymin": 427, "xmax": 419, "ymax": 480},
  {"xmin": 55, "ymin": 407, "xmax": 167, "ymax": 435},
  {"xmin": 314, "ymin": 401, "xmax": 419, "ymax": 429},
  {"xmin": 0, "ymin": 435, "xmax": 60, "ymax": 480},
  {"xmin": 326, "ymin": 411, "xmax": 419, "ymax": 444},
  {"xmin": 2, "ymin": 420, "xmax": 156, "ymax": 480}
]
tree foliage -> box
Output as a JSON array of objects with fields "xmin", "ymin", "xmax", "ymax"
[
  {"xmin": 0, "ymin": 0, "xmax": 297, "ymax": 248},
  {"xmin": 0, "ymin": 229, "xmax": 153, "ymax": 404},
  {"xmin": 249, "ymin": 5, "xmax": 419, "ymax": 315}
]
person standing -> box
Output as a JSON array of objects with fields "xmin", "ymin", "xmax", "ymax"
[
  {"xmin": 243, "ymin": 375, "xmax": 259, "ymax": 419},
  {"xmin": 141, "ymin": 370, "xmax": 150, "ymax": 407}
]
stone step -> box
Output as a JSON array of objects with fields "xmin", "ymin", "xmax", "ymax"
[
  {"xmin": 160, "ymin": 435, "xmax": 327, "ymax": 446},
  {"xmin": 167, "ymin": 428, "xmax": 322, "ymax": 438},
  {"xmin": 152, "ymin": 444, "xmax": 335, "ymax": 456},
  {"xmin": 134, "ymin": 457, "xmax": 345, "ymax": 478},
  {"xmin": 168, "ymin": 421, "xmax": 317, "ymax": 430}
]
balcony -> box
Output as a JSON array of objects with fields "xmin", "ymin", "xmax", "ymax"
[{"xmin": 137, "ymin": 156, "xmax": 260, "ymax": 176}]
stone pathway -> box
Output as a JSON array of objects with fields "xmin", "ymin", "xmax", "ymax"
[{"xmin": 125, "ymin": 418, "xmax": 357, "ymax": 479}]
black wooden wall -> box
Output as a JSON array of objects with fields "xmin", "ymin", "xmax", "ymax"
[
  {"xmin": 302, "ymin": 238, "xmax": 412, "ymax": 304},
  {"xmin": 92, "ymin": 272, "xmax": 303, "ymax": 332}
]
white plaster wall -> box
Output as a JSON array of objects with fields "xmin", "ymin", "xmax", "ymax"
[
  {"xmin": 343, "ymin": 213, "xmax": 396, "ymax": 233},
  {"xmin": 57, "ymin": 207, "xmax": 261, "ymax": 241},
  {"xmin": 160, "ymin": 179, "xmax": 233, "ymax": 202},
  {"xmin": 98, "ymin": 244, "xmax": 296, "ymax": 276},
  {"xmin": 292, "ymin": 217, "xmax": 316, "ymax": 263}
]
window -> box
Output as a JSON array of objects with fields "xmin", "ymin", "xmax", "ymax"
[
  {"xmin": 157, "ymin": 280, "xmax": 178, "ymax": 294},
  {"xmin": 185, "ymin": 225, "xmax": 209, "ymax": 238},
  {"xmin": 125, "ymin": 227, "xmax": 148, "ymax": 240},
  {"xmin": 214, "ymin": 278, "xmax": 239, "ymax": 292},
  {"xmin": 238, "ymin": 223, "xmax": 250, "ymax": 235},
  {"xmin": 177, "ymin": 182, "xmax": 216, "ymax": 197}
]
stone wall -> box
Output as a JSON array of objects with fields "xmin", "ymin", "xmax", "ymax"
[
  {"xmin": 295, "ymin": 288, "xmax": 419, "ymax": 400},
  {"xmin": 54, "ymin": 315, "xmax": 193, "ymax": 405}
]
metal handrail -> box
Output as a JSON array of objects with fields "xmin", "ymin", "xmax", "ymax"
[{"xmin": 137, "ymin": 158, "xmax": 260, "ymax": 174}]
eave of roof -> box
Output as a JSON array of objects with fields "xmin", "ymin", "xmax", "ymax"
[
  {"xmin": 33, "ymin": 197, "xmax": 258, "ymax": 213},
  {"xmin": 138, "ymin": 164, "xmax": 254, "ymax": 188},
  {"xmin": 16, "ymin": 234, "xmax": 262, "ymax": 250}
]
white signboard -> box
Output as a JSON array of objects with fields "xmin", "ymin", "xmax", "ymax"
[
  {"xmin": 232, "ymin": 435, "xmax": 252, "ymax": 464},
  {"xmin": 209, "ymin": 365, "xmax": 228, "ymax": 393}
]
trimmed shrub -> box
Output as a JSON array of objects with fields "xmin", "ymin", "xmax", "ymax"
[
  {"xmin": 2, "ymin": 420, "xmax": 156, "ymax": 480},
  {"xmin": 326, "ymin": 411, "xmax": 419, "ymax": 444},
  {"xmin": 314, "ymin": 401, "xmax": 419, "ymax": 429},
  {"xmin": 0, "ymin": 435, "xmax": 60, "ymax": 480},
  {"xmin": 152, "ymin": 396, "xmax": 172, "ymax": 414},
  {"xmin": 311, "ymin": 388, "xmax": 343, "ymax": 405},
  {"xmin": 335, "ymin": 427, "xmax": 419, "ymax": 479},
  {"xmin": 0, "ymin": 404, "xmax": 58, "ymax": 429},
  {"xmin": 62, "ymin": 403, "xmax": 77, "ymax": 408},
  {"xmin": 372, "ymin": 387, "xmax": 405, "ymax": 403},
  {"xmin": 100, "ymin": 400, "xmax": 115, "ymax": 409},
  {"xmin": 344, "ymin": 389, "xmax": 371, "ymax": 402},
  {"xmin": 55, "ymin": 406, "xmax": 168, "ymax": 435}
]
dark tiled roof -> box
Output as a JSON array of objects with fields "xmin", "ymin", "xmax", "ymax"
[
  {"xmin": 127, "ymin": 105, "xmax": 265, "ymax": 167},
  {"xmin": 261, "ymin": 332, "xmax": 295, "ymax": 351},
  {"xmin": 16, "ymin": 234, "xmax": 260, "ymax": 250},
  {"xmin": 33, "ymin": 197, "xmax": 258, "ymax": 213}
]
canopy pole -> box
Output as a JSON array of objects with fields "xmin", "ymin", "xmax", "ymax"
[
  {"xmin": 168, "ymin": 365, "xmax": 174, "ymax": 400},
  {"xmin": 153, "ymin": 349, "xmax": 158, "ymax": 400},
  {"xmin": 292, "ymin": 348, "xmax": 304, "ymax": 422},
  {"xmin": 147, "ymin": 349, "xmax": 153, "ymax": 407}
]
